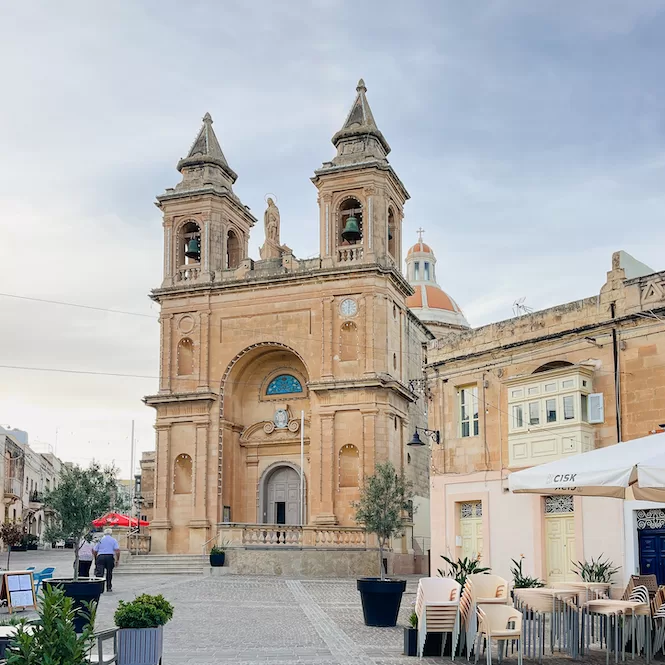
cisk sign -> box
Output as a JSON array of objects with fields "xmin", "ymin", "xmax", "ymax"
[{"xmin": 546, "ymin": 473, "xmax": 578, "ymax": 491}]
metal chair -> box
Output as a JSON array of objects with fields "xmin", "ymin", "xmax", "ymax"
[{"xmin": 86, "ymin": 629, "xmax": 117, "ymax": 664}]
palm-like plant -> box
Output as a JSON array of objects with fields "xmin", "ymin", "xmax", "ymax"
[
  {"xmin": 510, "ymin": 556, "xmax": 545, "ymax": 588},
  {"xmin": 571, "ymin": 555, "xmax": 619, "ymax": 583},
  {"xmin": 437, "ymin": 555, "xmax": 490, "ymax": 588}
]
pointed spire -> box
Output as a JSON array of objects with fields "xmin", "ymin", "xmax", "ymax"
[
  {"xmin": 331, "ymin": 78, "xmax": 390, "ymax": 157},
  {"xmin": 177, "ymin": 112, "xmax": 237, "ymax": 186}
]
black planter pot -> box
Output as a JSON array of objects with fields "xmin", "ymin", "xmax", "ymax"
[
  {"xmin": 43, "ymin": 578, "xmax": 105, "ymax": 633},
  {"xmin": 357, "ymin": 578, "xmax": 406, "ymax": 627},
  {"xmin": 0, "ymin": 636, "xmax": 11, "ymax": 659},
  {"xmin": 404, "ymin": 627, "xmax": 418, "ymax": 656},
  {"xmin": 209, "ymin": 552, "xmax": 225, "ymax": 567},
  {"xmin": 422, "ymin": 632, "xmax": 454, "ymax": 657},
  {"xmin": 27, "ymin": 543, "xmax": 38, "ymax": 551},
  {"xmin": 12, "ymin": 544, "xmax": 27, "ymax": 552}
]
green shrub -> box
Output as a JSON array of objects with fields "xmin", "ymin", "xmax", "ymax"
[
  {"xmin": 6, "ymin": 584, "xmax": 96, "ymax": 665},
  {"xmin": 114, "ymin": 594, "xmax": 174, "ymax": 629},
  {"xmin": 437, "ymin": 555, "xmax": 490, "ymax": 588},
  {"xmin": 210, "ymin": 545, "xmax": 225, "ymax": 555},
  {"xmin": 510, "ymin": 556, "xmax": 545, "ymax": 589},
  {"xmin": 571, "ymin": 555, "xmax": 619, "ymax": 583}
]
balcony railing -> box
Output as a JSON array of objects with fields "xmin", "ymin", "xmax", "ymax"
[
  {"xmin": 4, "ymin": 478, "xmax": 21, "ymax": 499},
  {"xmin": 217, "ymin": 524, "xmax": 370, "ymax": 549},
  {"xmin": 29, "ymin": 491, "xmax": 44, "ymax": 507}
]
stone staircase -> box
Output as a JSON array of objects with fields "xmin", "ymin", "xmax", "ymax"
[{"xmin": 115, "ymin": 554, "xmax": 207, "ymax": 575}]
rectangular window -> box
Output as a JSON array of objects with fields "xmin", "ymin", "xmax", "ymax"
[
  {"xmin": 546, "ymin": 398, "xmax": 557, "ymax": 423},
  {"xmin": 588, "ymin": 393, "xmax": 605, "ymax": 424},
  {"xmin": 544, "ymin": 382, "xmax": 557, "ymax": 393},
  {"xmin": 563, "ymin": 395, "xmax": 575, "ymax": 420},
  {"xmin": 424, "ymin": 262, "xmax": 430, "ymax": 281},
  {"xmin": 414, "ymin": 262, "xmax": 420, "ymax": 280},
  {"xmin": 528, "ymin": 401, "xmax": 540, "ymax": 426},
  {"xmin": 562, "ymin": 379, "xmax": 574, "ymax": 389},
  {"xmin": 513, "ymin": 405, "xmax": 524, "ymax": 428},
  {"xmin": 459, "ymin": 386, "xmax": 479, "ymax": 437},
  {"xmin": 528, "ymin": 386, "xmax": 539, "ymax": 396},
  {"xmin": 511, "ymin": 389, "xmax": 523, "ymax": 399},
  {"xmin": 581, "ymin": 394, "xmax": 588, "ymax": 422}
]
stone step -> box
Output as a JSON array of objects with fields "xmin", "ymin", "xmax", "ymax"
[{"xmin": 115, "ymin": 566, "xmax": 206, "ymax": 575}]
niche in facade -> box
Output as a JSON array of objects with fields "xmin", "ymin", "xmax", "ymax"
[
  {"xmin": 174, "ymin": 454, "xmax": 192, "ymax": 494},
  {"xmin": 227, "ymin": 229, "xmax": 241, "ymax": 269},
  {"xmin": 340, "ymin": 321, "xmax": 358, "ymax": 361},
  {"xmin": 177, "ymin": 338, "xmax": 194, "ymax": 376},
  {"xmin": 339, "ymin": 444, "xmax": 360, "ymax": 488}
]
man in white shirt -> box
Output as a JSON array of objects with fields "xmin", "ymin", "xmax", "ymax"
[{"xmin": 93, "ymin": 528, "xmax": 120, "ymax": 592}]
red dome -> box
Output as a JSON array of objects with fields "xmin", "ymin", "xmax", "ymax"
[
  {"xmin": 407, "ymin": 285, "xmax": 461, "ymax": 313},
  {"xmin": 407, "ymin": 242, "xmax": 433, "ymax": 256}
]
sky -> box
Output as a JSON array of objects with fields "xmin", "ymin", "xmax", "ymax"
[{"xmin": 1, "ymin": 1, "xmax": 665, "ymax": 476}]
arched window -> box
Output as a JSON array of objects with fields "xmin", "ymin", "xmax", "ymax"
[
  {"xmin": 174, "ymin": 454, "xmax": 192, "ymax": 494},
  {"xmin": 387, "ymin": 207, "xmax": 396, "ymax": 257},
  {"xmin": 340, "ymin": 321, "xmax": 358, "ymax": 361},
  {"xmin": 266, "ymin": 374, "xmax": 303, "ymax": 395},
  {"xmin": 339, "ymin": 444, "xmax": 360, "ymax": 488},
  {"xmin": 227, "ymin": 229, "xmax": 241, "ymax": 269},
  {"xmin": 179, "ymin": 222, "xmax": 201, "ymax": 266},
  {"xmin": 533, "ymin": 361, "xmax": 574, "ymax": 374},
  {"xmin": 339, "ymin": 198, "xmax": 363, "ymax": 246},
  {"xmin": 177, "ymin": 338, "xmax": 194, "ymax": 375}
]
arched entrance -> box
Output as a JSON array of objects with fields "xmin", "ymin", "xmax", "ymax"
[{"xmin": 259, "ymin": 463, "xmax": 305, "ymax": 525}]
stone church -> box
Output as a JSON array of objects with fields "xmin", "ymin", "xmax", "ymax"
[{"xmin": 144, "ymin": 80, "xmax": 468, "ymax": 566}]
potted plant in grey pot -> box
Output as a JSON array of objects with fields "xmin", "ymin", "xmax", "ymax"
[
  {"xmin": 404, "ymin": 607, "xmax": 418, "ymax": 656},
  {"xmin": 354, "ymin": 461, "xmax": 413, "ymax": 627},
  {"xmin": 115, "ymin": 594, "xmax": 174, "ymax": 665},
  {"xmin": 42, "ymin": 461, "xmax": 125, "ymax": 632},
  {"xmin": 209, "ymin": 543, "xmax": 226, "ymax": 567}
]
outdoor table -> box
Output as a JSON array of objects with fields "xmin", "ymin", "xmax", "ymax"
[
  {"xmin": 513, "ymin": 588, "xmax": 581, "ymax": 662},
  {"xmin": 581, "ymin": 599, "xmax": 651, "ymax": 665}
]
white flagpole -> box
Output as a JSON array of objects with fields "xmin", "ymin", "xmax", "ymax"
[{"xmin": 300, "ymin": 410, "xmax": 305, "ymax": 525}]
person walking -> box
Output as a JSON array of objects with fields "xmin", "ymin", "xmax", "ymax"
[
  {"xmin": 93, "ymin": 528, "xmax": 120, "ymax": 592},
  {"xmin": 77, "ymin": 537, "xmax": 94, "ymax": 577}
]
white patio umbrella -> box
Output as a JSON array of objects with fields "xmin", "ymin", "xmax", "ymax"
[{"xmin": 509, "ymin": 432, "xmax": 665, "ymax": 501}]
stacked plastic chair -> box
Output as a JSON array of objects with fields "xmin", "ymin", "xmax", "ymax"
[
  {"xmin": 651, "ymin": 586, "xmax": 665, "ymax": 656},
  {"xmin": 415, "ymin": 577, "xmax": 462, "ymax": 659},
  {"xmin": 475, "ymin": 605, "xmax": 523, "ymax": 665}
]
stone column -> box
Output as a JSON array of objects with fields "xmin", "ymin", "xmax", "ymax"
[
  {"xmin": 364, "ymin": 295, "xmax": 374, "ymax": 375},
  {"xmin": 160, "ymin": 315, "xmax": 173, "ymax": 392},
  {"xmin": 321, "ymin": 297, "xmax": 334, "ymax": 379},
  {"xmin": 312, "ymin": 413, "xmax": 337, "ymax": 525},
  {"xmin": 198, "ymin": 312, "xmax": 210, "ymax": 389},
  {"xmin": 361, "ymin": 410, "xmax": 378, "ymax": 480},
  {"xmin": 150, "ymin": 424, "xmax": 171, "ymax": 553}
]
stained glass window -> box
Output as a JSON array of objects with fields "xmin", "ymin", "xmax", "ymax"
[{"xmin": 266, "ymin": 374, "xmax": 303, "ymax": 395}]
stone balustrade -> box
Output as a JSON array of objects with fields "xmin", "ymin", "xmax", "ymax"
[
  {"xmin": 337, "ymin": 246, "xmax": 363, "ymax": 263},
  {"xmin": 175, "ymin": 265, "xmax": 200, "ymax": 282},
  {"xmin": 216, "ymin": 523, "xmax": 370, "ymax": 549}
]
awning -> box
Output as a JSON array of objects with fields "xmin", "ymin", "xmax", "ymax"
[
  {"xmin": 508, "ymin": 431, "xmax": 665, "ymax": 501},
  {"xmin": 92, "ymin": 512, "xmax": 150, "ymax": 528}
]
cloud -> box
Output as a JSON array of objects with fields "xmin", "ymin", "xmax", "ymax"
[{"xmin": 1, "ymin": 0, "xmax": 665, "ymax": 473}]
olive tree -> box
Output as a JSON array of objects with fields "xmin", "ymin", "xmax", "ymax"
[
  {"xmin": 43, "ymin": 462, "xmax": 121, "ymax": 581},
  {"xmin": 353, "ymin": 461, "xmax": 413, "ymax": 581},
  {"xmin": 0, "ymin": 521, "xmax": 25, "ymax": 570}
]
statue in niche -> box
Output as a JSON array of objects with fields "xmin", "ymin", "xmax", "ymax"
[{"xmin": 260, "ymin": 197, "xmax": 288, "ymax": 260}]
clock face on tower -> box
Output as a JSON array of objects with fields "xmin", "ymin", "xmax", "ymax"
[{"xmin": 340, "ymin": 298, "xmax": 357, "ymax": 317}]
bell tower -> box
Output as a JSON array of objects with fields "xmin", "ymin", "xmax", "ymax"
[
  {"xmin": 312, "ymin": 80, "xmax": 409, "ymax": 271},
  {"xmin": 157, "ymin": 113, "xmax": 256, "ymax": 287}
]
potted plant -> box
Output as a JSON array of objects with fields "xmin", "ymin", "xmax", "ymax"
[
  {"xmin": 209, "ymin": 543, "xmax": 226, "ymax": 567},
  {"xmin": 0, "ymin": 521, "xmax": 25, "ymax": 569},
  {"xmin": 4, "ymin": 584, "xmax": 96, "ymax": 664},
  {"xmin": 437, "ymin": 554, "xmax": 491, "ymax": 589},
  {"xmin": 42, "ymin": 462, "xmax": 122, "ymax": 632},
  {"xmin": 114, "ymin": 594, "xmax": 174, "ymax": 665},
  {"xmin": 404, "ymin": 606, "xmax": 418, "ymax": 656},
  {"xmin": 354, "ymin": 461, "xmax": 413, "ymax": 627},
  {"xmin": 510, "ymin": 555, "xmax": 545, "ymax": 594},
  {"xmin": 571, "ymin": 554, "xmax": 620, "ymax": 583}
]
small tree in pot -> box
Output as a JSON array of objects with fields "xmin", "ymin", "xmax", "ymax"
[
  {"xmin": 0, "ymin": 521, "xmax": 25, "ymax": 570},
  {"xmin": 354, "ymin": 461, "xmax": 413, "ymax": 627},
  {"xmin": 42, "ymin": 462, "xmax": 121, "ymax": 631},
  {"xmin": 114, "ymin": 594, "xmax": 174, "ymax": 665}
]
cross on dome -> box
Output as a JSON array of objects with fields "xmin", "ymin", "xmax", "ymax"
[{"xmin": 417, "ymin": 227, "xmax": 425, "ymax": 242}]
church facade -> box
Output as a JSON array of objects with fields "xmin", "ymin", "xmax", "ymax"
[{"xmin": 145, "ymin": 81, "xmax": 442, "ymax": 562}]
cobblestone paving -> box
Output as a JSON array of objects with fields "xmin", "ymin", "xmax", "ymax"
[{"xmin": 0, "ymin": 552, "xmax": 654, "ymax": 665}]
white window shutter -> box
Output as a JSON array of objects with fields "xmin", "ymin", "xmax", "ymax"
[{"xmin": 588, "ymin": 393, "xmax": 604, "ymax": 424}]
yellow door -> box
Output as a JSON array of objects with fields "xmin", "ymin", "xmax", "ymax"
[
  {"xmin": 460, "ymin": 502, "xmax": 483, "ymax": 560},
  {"xmin": 545, "ymin": 514, "xmax": 576, "ymax": 584}
]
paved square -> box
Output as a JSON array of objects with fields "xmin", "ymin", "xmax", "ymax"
[{"xmin": 1, "ymin": 551, "xmax": 652, "ymax": 665}]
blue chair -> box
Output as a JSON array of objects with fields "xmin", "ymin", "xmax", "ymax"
[
  {"xmin": 25, "ymin": 567, "xmax": 35, "ymax": 571},
  {"xmin": 33, "ymin": 567, "xmax": 55, "ymax": 593}
]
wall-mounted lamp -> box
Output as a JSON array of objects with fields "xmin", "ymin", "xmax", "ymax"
[{"xmin": 407, "ymin": 427, "xmax": 440, "ymax": 446}]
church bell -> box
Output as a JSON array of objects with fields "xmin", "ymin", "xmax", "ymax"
[
  {"xmin": 185, "ymin": 237, "xmax": 201, "ymax": 261},
  {"xmin": 341, "ymin": 215, "xmax": 361, "ymax": 243}
]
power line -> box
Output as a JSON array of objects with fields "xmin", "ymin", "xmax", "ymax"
[{"xmin": 0, "ymin": 293, "xmax": 156, "ymax": 319}]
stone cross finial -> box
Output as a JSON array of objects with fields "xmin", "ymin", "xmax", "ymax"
[
  {"xmin": 202, "ymin": 112, "xmax": 213, "ymax": 124},
  {"xmin": 356, "ymin": 78, "xmax": 367, "ymax": 92},
  {"xmin": 417, "ymin": 227, "xmax": 425, "ymax": 242}
]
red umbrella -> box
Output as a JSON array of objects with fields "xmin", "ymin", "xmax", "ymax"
[{"xmin": 92, "ymin": 512, "xmax": 149, "ymax": 528}]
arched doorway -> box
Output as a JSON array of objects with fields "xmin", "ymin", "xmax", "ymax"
[{"xmin": 262, "ymin": 465, "xmax": 301, "ymax": 525}]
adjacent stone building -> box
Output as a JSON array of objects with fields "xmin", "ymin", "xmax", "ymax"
[
  {"xmin": 144, "ymin": 81, "xmax": 434, "ymax": 568},
  {"xmin": 426, "ymin": 251, "xmax": 665, "ymax": 585}
]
